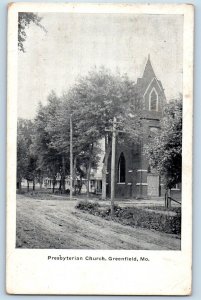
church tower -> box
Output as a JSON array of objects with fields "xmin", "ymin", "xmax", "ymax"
[
  {"xmin": 134, "ymin": 56, "xmax": 166, "ymax": 198},
  {"xmin": 94, "ymin": 56, "xmax": 167, "ymax": 199},
  {"xmin": 135, "ymin": 55, "xmax": 166, "ymax": 113}
]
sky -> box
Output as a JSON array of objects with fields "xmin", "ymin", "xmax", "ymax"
[{"xmin": 18, "ymin": 13, "xmax": 183, "ymax": 119}]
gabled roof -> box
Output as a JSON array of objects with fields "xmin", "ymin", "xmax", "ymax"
[
  {"xmin": 142, "ymin": 55, "xmax": 156, "ymax": 87},
  {"xmin": 134, "ymin": 55, "xmax": 165, "ymax": 98}
]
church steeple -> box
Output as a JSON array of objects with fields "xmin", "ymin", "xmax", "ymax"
[
  {"xmin": 142, "ymin": 55, "xmax": 156, "ymax": 85},
  {"xmin": 134, "ymin": 56, "xmax": 166, "ymax": 108}
]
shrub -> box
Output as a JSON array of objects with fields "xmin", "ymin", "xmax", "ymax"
[
  {"xmin": 75, "ymin": 201, "xmax": 100, "ymax": 212},
  {"xmin": 75, "ymin": 201, "xmax": 181, "ymax": 235},
  {"xmin": 116, "ymin": 207, "xmax": 181, "ymax": 234}
]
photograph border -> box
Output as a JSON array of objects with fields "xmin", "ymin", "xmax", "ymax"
[{"xmin": 6, "ymin": 2, "xmax": 193, "ymax": 295}]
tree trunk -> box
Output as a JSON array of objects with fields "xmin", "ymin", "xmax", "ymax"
[
  {"xmin": 59, "ymin": 179, "xmax": 62, "ymax": 192},
  {"xmin": 27, "ymin": 180, "xmax": 29, "ymax": 192},
  {"xmin": 102, "ymin": 139, "xmax": 111, "ymax": 200},
  {"xmin": 78, "ymin": 178, "xmax": 83, "ymax": 194},
  {"xmin": 167, "ymin": 188, "xmax": 171, "ymax": 208},
  {"xmin": 33, "ymin": 178, "xmax": 35, "ymax": 191},
  {"xmin": 86, "ymin": 144, "xmax": 93, "ymax": 199},
  {"xmin": 17, "ymin": 179, "xmax": 22, "ymax": 191},
  {"xmin": 86, "ymin": 161, "xmax": 92, "ymax": 199},
  {"xmin": 39, "ymin": 173, "xmax": 43, "ymax": 190},
  {"xmin": 52, "ymin": 175, "xmax": 56, "ymax": 193}
]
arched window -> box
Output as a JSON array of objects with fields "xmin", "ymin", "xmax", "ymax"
[
  {"xmin": 118, "ymin": 153, "xmax": 126, "ymax": 183},
  {"xmin": 149, "ymin": 88, "xmax": 158, "ymax": 111}
]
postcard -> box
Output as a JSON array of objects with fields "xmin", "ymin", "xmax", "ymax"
[{"xmin": 7, "ymin": 2, "xmax": 194, "ymax": 295}]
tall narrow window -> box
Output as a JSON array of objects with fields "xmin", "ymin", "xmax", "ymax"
[
  {"xmin": 149, "ymin": 89, "xmax": 158, "ymax": 111},
  {"xmin": 118, "ymin": 152, "xmax": 126, "ymax": 183}
]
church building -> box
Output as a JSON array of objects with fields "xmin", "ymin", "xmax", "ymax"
[{"xmin": 90, "ymin": 56, "xmax": 181, "ymax": 199}]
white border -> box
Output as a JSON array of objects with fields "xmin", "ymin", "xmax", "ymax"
[{"xmin": 6, "ymin": 3, "xmax": 193, "ymax": 295}]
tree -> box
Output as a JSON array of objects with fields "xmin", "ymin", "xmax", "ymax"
[
  {"xmin": 45, "ymin": 91, "xmax": 100, "ymax": 196},
  {"xmin": 45, "ymin": 91, "xmax": 68, "ymax": 193},
  {"xmin": 32, "ymin": 98, "xmax": 64, "ymax": 193},
  {"xmin": 17, "ymin": 118, "xmax": 36, "ymax": 190},
  {"xmin": 18, "ymin": 12, "xmax": 46, "ymax": 52},
  {"xmin": 61, "ymin": 67, "xmax": 143, "ymax": 199},
  {"xmin": 145, "ymin": 98, "xmax": 182, "ymax": 194},
  {"xmin": 30, "ymin": 68, "xmax": 143, "ymax": 198},
  {"xmin": 17, "ymin": 120, "xmax": 29, "ymax": 190}
]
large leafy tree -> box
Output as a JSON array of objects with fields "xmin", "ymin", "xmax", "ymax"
[
  {"xmin": 17, "ymin": 119, "xmax": 29, "ymax": 189},
  {"xmin": 145, "ymin": 98, "xmax": 182, "ymax": 192},
  {"xmin": 18, "ymin": 12, "xmax": 45, "ymax": 52},
  {"xmin": 32, "ymin": 97, "xmax": 64, "ymax": 193},
  {"xmin": 25, "ymin": 68, "xmax": 143, "ymax": 197},
  {"xmin": 17, "ymin": 118, "xmax": 37, "ymax": 190},
  {"xmin": 60, "ymin": 67, "xmax": 143, "ymax": 198}
]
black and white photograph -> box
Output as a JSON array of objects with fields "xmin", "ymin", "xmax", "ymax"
[
  {"xmin": 6, "ymin": 3, "xmax": 193, "ymax": 295},
  {"xmin": 16, "ymin": 9, "xmax": 183, "ymax": 251}
]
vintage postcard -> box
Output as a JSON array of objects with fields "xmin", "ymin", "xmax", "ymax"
[{"xmin": 7, "ymin": 2, "xmax": 194, "ymax": 295}]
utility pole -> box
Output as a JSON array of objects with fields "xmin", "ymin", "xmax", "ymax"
[
  {"xmin": 70, "ymin": 114, "xmax": 73, "ymax": 201},
  {"xmin": 105, "ymin": 117, "xmax": 125, "ymax": 218},
  {"xmin": 62, "ymin": 155, "xmax": 65, "ymax": 193},
  {"xmin": 111, "ymin": 117, "xmax": 116, "ymax": 218}
]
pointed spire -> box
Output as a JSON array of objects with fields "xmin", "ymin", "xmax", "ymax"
[{"xmin": 142, "ymin": 55, "xmax": 156, "ymax": 84}]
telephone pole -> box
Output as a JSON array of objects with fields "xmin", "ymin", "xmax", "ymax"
[
  {"xmin": 110, "ymin": 117, "xmax": 116, "ymax": 217},
  {"xmin": 70, "ymin": 114, "xmax": 73, "ymax": 201},
  {"xmin": 105, "ymin": 117, "xmax": 125, "ymax": 218}
]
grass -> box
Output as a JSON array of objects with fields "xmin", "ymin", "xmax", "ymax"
[
  {"xmin": 144, "ymin": 206, "xmax": 181, "ymax": 213},
  {"xmin": 16, "ymin": 190, "xmax": 70, "ymax": 200}
]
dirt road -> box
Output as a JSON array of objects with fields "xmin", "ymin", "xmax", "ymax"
[{"xmin": 16, "ymin": 195, "xmax": 181, "ymax": 250}]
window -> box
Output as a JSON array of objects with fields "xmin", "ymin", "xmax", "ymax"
[
  {"xmin": 118, "ymin": 152, "xmax": 126, "ymax": 183},
  {"xmin": 149, "ymin": 88, "xmax": 158, "ymax": 111}
]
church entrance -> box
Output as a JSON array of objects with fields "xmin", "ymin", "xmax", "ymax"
[{"xmin": 147, "ymin": 174, "xmax": 159, "ymax": 197}]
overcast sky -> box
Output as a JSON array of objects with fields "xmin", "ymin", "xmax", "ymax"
[{"xmin": 18, "ymin": 13, "xmax": 183, "ymax": 119}]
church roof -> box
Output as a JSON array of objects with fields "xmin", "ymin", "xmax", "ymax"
[
  {"xmin": 142, "ymin": 55, "xmax": 156, "ymax": 86},
  {"xmin": 134, "ymin": 55, "xmax": 164, "ymax": 96}
]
